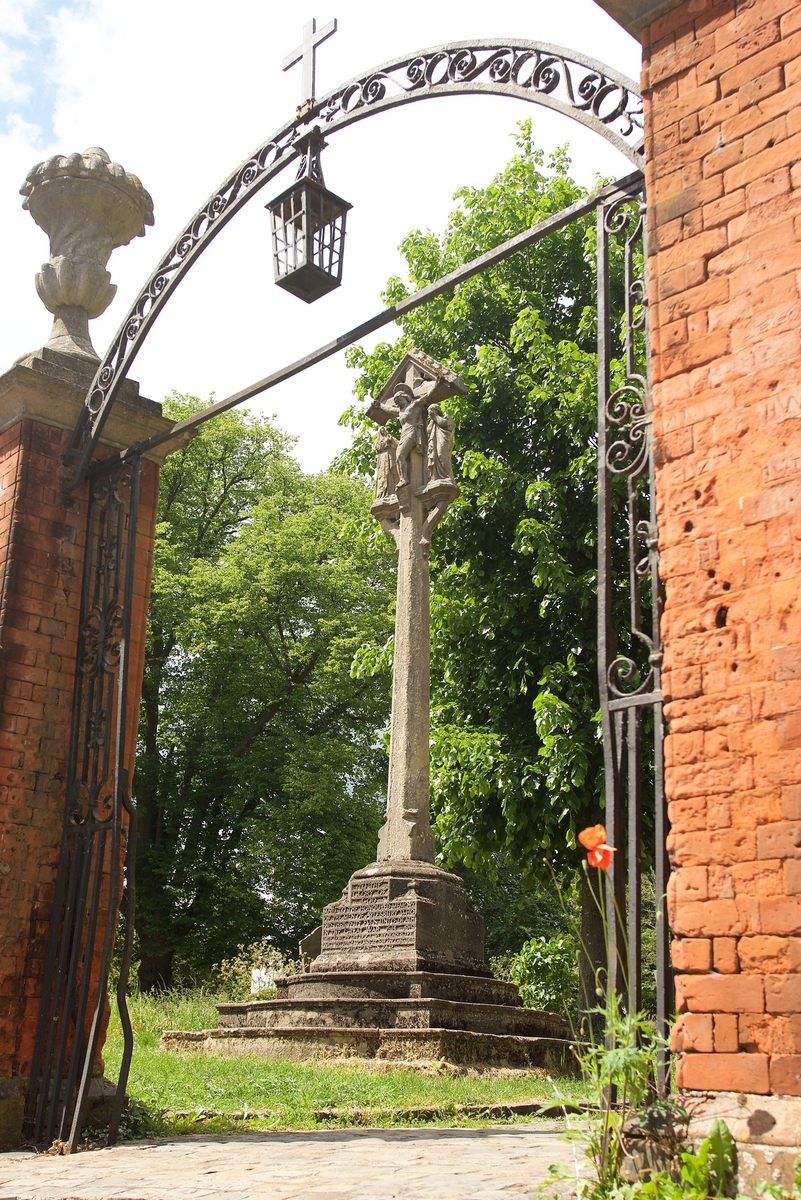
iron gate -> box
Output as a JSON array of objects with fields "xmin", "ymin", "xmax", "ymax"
[
  {"xmin": 25, "ymin": 169, "xmax": 669, "ymax": 1148},
  {"xmin": 20, "ymin": 37, "xmax": 669, "ymax": 1149},
  {"xmin": 23, "ymin": 455, "xmax": 140, "ymax": 1147},
  {"xmin": 596, "ymin": 187, "xmax": 669, "ymax": 1086}
]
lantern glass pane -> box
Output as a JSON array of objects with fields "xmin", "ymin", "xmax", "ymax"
[
  {"xmin": 271, "ymin": 189, "xmax": 308, "ymax": 279},
  {"xmin": 307, "ymin": 190, "xmax": 347, "ymax": 280}
]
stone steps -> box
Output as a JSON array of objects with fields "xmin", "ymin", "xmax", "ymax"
[
  {"xmin": 216, "ymin": 996, "xmax": 569, "ymax": 1039},
  {"xmin": 274, "ymin": 970, "xmax": 517, "ymax": 1006},
  {"xmin": 160, "ymin": 1026, "xmax": 576, "ymax": 1070}
]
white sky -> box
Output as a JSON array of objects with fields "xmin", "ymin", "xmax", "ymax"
[{"xmin": 0, "ymin": 0, "xmax": 641, "ymax": 471}]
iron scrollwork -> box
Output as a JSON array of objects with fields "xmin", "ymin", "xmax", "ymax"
[
  {"xmin": 64, "ymin": 39, "xmax": 642, "ymax": 489},
  {"xmin": 320, "ymin": 43, "xmax": 643, "ymax": 142},
  {"xmin": 24, "ymin": 455, "xmax": 141, "ymax": 1151},
  {"xmin": 596, "ymin": 181, "xmax": 669, "ymax": 1087}
]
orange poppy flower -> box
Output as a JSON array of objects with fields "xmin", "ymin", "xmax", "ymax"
[
  {"xmin": 578, "ymin": 825, "xmax": 607, "ymax": 851},
  {"xmin": 578, "ymin": 824, "xmax": 617, "ymax": 871}
]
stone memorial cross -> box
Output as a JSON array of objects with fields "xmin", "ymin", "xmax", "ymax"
[{"xmin": 367, "ymin": 350, "xmax": 467, "ymax": 863}]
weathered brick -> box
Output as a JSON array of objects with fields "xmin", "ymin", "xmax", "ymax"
[
  {"xmin": 770, "ymin": 1055, "xmax": 801, "ymax": 1094},
  {"xmin": 748, "ymin": 935, "xmax": 801, "ymax": 972},
  {"xmin": 677, "ymin": 1052, "xmax": 771, "ymax": 1093},
  {"xmin": 713, "ymin": 937, "xmax": 739, "ymax": 972},
  {"xmin": 672, "ymin": 937, "xmax": 713, "ymax": 972},
  {"xmin": 676, "ymin": 972, "xmax": 765, "ymax": 1013},
  {"xmin": 672, "ymin": 898, "xmax": 744, "ymax": 937},
  {"xmin": 760, "ymin": 898, "xmax": 801, "ymax": 935},
  {"xmin": 714, "ymin": 1013, "xmax": 739, "ymax": 1052},
  {"xmin": 671, "ymin": 1012, "xmax": 714, "ymax": 1052},
  {"xmin": 757, "ymin": 820, "xmax": 801, "ymax": 858}
]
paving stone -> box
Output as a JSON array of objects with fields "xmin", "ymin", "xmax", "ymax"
[{"xmin": 0, "ymin": 1122, "xmax": 583, "ymax": 1200}]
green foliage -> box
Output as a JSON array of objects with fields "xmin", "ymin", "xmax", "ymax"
[
  {"xmin": 336, "ymin": 126, "xmax": 616, "ymax": 884},
  {"xmin": 544, "ymin": 976, "xmax": 786, "ymax": 1200},
  {"xmin": 575, "ymin": 989, "xmax": 667, "ymax": 1196},
  {"xmin": 633, "ymin": 1121, "xmax": 736, "ymax": 1200},
  {"xmin": 213, "ymin": 940, "xmax": 300, "ymax": 1002},
  {"xmin": 134, "ymin": 396, "xmax": 396, "ymax": 986},
  {"xmin": 491, "ymin": 934, "xmax": 578, "ymax": 1018},
  {"xmin": 461, "ymin": 862, "xmax": 577, "ymax": 960}
]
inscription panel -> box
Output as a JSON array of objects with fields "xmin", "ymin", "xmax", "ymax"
[
  {"xmin": 322, "ymin": 902, "xmax": 417, "ymax": 952},
  {"xmin": 349, "ymin": 879, "xmax": 391, "ymax": 904}
]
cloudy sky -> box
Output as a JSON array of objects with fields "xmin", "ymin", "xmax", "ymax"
[{"xmin": 0, "ymin": 0, "xmax": 640, "ymax": 470}]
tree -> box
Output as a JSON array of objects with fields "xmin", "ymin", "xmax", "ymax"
[
  {"xmin": 340, "ymin": 125, "xmax": 630, "ymax": 996},
  {"xmin": 134, "ymin": 397, "xmax": 395, "ymax": 989}
]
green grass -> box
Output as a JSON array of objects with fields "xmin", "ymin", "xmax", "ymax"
[{"xmin": 101, "ymin": 990, "xmax": 590, "ymax": 1138}]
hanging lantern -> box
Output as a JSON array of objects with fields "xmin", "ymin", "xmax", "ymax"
[{"xmin": 266, "ymin": 129, "xmax": 352, "ymax": 303}]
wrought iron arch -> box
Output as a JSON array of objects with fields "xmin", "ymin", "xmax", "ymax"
[
  {"xmin": 27, "ymin": 40, "xmax": 662, "ymax": 1153},
  {"xmin": 64, "ymin": 38, "xmax": 642, "ymax": 487}
]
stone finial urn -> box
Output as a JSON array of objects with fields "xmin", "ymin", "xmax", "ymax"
[{"xmin": 20, "ymin": 147, "xmax": 154, "ymax": 358}]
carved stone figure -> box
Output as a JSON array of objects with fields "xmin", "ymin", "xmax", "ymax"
[
  {"xmin": 427, "ymin": 403, "xmax": 456, "ymax": 482},
  {"xmin": 20, "ymin": 147, "xmax": 154, "ymax": 358},
  {"xmin": 374, "ymin": 425, "xmax": 399, "ymax": 501},
  {"xmin": 393, "ymin": 382, "xmax": 429, "ymax": 489}
]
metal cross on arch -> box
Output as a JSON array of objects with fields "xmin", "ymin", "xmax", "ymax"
[{"xmin": 283, "ymin": 17, "xmax": 338, "ymax": 108}]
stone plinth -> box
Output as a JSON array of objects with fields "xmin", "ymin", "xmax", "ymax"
[
  {"xmin": 165, "ymin": 969, "xmax": 575, "ymax": 1069},
  {"xmin": 165, "ymin": 889, "xmax": 576, "ymax": 1068},
  {"xmin": 163, "ymin": 1026, "xmax": 574, "ymax": 1071},
  {"xmin": 165, "ymin": 867, "xmax": 575, "ymax": 1069},
  {"xmin": 312, "ymin": 862, "xmax": 486, "ymax": 976}
]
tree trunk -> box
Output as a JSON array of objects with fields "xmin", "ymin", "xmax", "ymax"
[
  {"xmin": 580, "ymin": 867, "xmax": 606, "ymax": 1026},
  {"xmin": 138, "ymin": 950, "xmax": 174, "ymax": 992}
]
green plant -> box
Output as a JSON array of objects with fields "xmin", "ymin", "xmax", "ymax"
[
  {"xmin": 631, "ymin": 1120, "xmax": 735, "ymax": 1200},
  {"xmin": 578, "ymin": 992, "xmax": 673, "ymax": 1195},
  {"xmin": 545, "ymin": 844, "xmax": 683, "ymax": 1200},
  {"xmin": 491, "ymin": 934, "xmax": 578, "ymax": 1019},
  {"xmin": 213, "ymin": 940, "xmax": 300, "ymax": 1002}
]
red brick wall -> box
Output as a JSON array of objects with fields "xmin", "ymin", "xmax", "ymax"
[
  {"xmin": 0, "ymin": 419, "xmax": 159, "ymax": 1078},
  {"xmin": 643, "ymin": 0, "xmax": 801, "ymax": 1094}
]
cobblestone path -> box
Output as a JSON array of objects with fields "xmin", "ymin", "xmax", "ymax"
[{"xmin": 0, "ymin": 1121, "xmax": 581, "ymax": 1200}]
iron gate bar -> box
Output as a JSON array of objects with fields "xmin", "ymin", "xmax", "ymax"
[
  {"xmin": 63, "ymin": 39, "xmax": 642, "ymax": 489},
  {"xmin": 24, "ymin": 454, "xmax": 141, "ymax": 1152},
  {"xmin": 102, "ymin": 172, "xmax": 645, "ymax": 466},
  {"xmin": 595, "ymin": 180, "xmax": 670, "ymax": 1086}
]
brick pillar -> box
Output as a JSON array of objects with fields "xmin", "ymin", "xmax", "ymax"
[
  {"xmin": 0, "ymin": 346, "xmax": 179, "ymax": 1144},
  {"xmin": 643, "ymin": 0, "xmax": 801, "ymax": 1102}
]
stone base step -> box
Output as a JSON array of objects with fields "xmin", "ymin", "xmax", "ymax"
[
  {"xmin": 216, "ymin": 996, "xmax": 569, "ymax": 1039},
  {"xmin": 275, "ymin": 970, "xmax": 520, "ymax": 1006},
  {"xmin": 161, "ymin": 1026, "xmax": 577, "ymax": 1071}
]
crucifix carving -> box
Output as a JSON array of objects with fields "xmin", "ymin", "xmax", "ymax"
[
  {"xmin": 283, "ymin": 17, "xmax": 338, "ymax": 109},
  {"xmin": 367, "ymin": 351, "xmax": 466, "ymax": 862}
]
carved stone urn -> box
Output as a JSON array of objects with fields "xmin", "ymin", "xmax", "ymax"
[{"xmin": 20, "ymin": 147, "xmax": 154, "ymax": 358}]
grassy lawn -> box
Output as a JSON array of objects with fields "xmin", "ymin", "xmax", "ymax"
[{"xmin": 101, "ymin": 990, "xmax": 590, "ymax": 1137}]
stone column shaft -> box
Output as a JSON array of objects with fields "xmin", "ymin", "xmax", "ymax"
[{"xmin": 379, "ymin": 437, "xmax": 434, "ymax": 863}]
